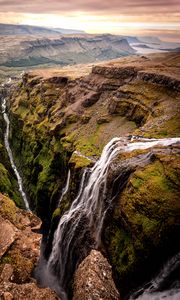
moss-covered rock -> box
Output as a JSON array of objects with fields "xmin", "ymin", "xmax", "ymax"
[{"xmin": 103, "ymin": 148, "xmax": 180, "ymax": 293}]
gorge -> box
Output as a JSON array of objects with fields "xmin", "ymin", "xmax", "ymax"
[
  {"xmin": 37, "ymin": 136, "xmax": 180, "ymax": 300},
  {"xmin": 1, "ymin": 95, "xmax": 30, "ymax": 211},
  {"xmin": 0, "ymin": 52, "xmax": 179, "ymax": 300}
]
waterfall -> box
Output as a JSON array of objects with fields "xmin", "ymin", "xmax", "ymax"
[
  {"xmin": 40, "ymin": 136, "xmax": 180, "ymax": 299},
  {"xmin": 1, "ymin": 97, "xmax": 30, "ymax": 211},
  {"xmin": 129, "ymin": 251, "xmax": 180, "ymax": 300},
  {"xmin": 58, "ymin": 169, "xmax": 71, "ymax": 207}
]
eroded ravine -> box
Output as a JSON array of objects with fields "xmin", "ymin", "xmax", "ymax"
[{"xmin": 1, "ymin": 83, "xmax": 30, "ymax": 210}]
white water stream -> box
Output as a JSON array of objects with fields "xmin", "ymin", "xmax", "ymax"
[
  {"xmin": 129, "ymin": 251, "xmax": 180, "ymax": 300},
  {"xmin": 58, "ymin": 169, "xmax": 71, "ymax": 206},
  {"xmin": 1, "ymin": 97, "xmax": 30, "ymax": 211}
]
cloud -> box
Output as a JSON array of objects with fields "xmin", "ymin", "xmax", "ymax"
[{"xmin": 0, "ymin": 0, "xmax": 179, "ymax": 15}]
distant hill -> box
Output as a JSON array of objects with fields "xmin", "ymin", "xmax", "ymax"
[
  {"xmin": 138, "ymin": 36, "xmax": 162, "ymax": 44},
  {"xmin": 52, "ymin": 28, "xmax": 86, "ymax": 34},
  {"xmin": 0, "ymin": 23, "xmax": 85, "ymax": 35},
  {"xmin": 0, "ymin": 34, "xmax": 136, "ymax": 68}
]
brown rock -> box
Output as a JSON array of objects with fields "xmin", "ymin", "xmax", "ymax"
[
  {"xmin": 0, "ymin": 216, "xmax": 18, "ymax": 258},
  {"xmin": 0, "ymin": 264, "xmax": 13, "ymax": 283},
  {"xmin": 3, "ymin": 292, "xmax": 13, "ymax": 300},
  {"xmin": 0, "ymin": 282, "xmax": 59, "ymax": 300},
  {"xmin": 73, "ymin": 250, "xmax": 120, "ymax": 300},
  {"xmin": 0, "ymin": 194, "xmax": 60, "ymax": 299},
  {"xmin": 82, "ymin": 92, "xmax": 101, "ymax": 107}
]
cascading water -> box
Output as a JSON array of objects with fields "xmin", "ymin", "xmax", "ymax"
[
  {"xmin": 58, "ymin": 169, "xmax": 71, "ymax": 207},
  {"xmin": 38, "ymin": 136, "xmax": 180, "ymax": 300},
  {"xmin": 1, "ymin": 96, "xmax": 30, "ymax": 211},
  {"xmin": 129, "ymin": 251, "xmax": 180, "ymax": 300}
]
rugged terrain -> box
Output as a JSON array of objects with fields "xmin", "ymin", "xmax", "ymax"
[
  {"xmin": 0, "ymin": 193, "xmax": 120, "ymax": 299},
  {"xmin": 0, "ymin": 52, "xmax": 180, "ymax": 299},
  {"xmin": 0, "ymin": 193, "xmax": 59, "ymax": 299},
  {"xmin": 0, "ymin": 23, "xmax": 179, "ymax": 84}
]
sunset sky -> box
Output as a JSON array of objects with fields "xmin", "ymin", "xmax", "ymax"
[{"xmin": 0, "ymin": 0, "xmax": 179, "ymax": 41}]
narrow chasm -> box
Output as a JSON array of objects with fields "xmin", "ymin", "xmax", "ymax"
[{"xmin": 0, "ymin": 60, "xmax": 180, "ymax": 300}]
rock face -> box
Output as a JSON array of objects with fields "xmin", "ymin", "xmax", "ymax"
[
  {"xmin": 0, "ymin": 194, "xmax": 58, "ymax": 300},
  {"xmin": 73, "ymin": 250, "xmax": 120, "ymax": 300},
  {"xmin": 0, "ymin": 217, "xmax": 18, "ymax": 258},
  {"xmin": 103, "ymin": 145, "xmax": 180, "ymax": 294}
]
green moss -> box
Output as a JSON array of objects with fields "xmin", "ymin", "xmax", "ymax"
[
  {"xmin": 104, "ymin": 154, "xmax": 180, "ymax": 286},
  {"xmin": 104, "ymin": 225, "xmax": 136, "ymax": 276},
  {"xmin": 10, "ymin": 249, "xmax": 34, "ymax": 283},
  {"xmin": 1, "ymin": 255, "xmax": 12, "ymax": 264},
  {"xmin": 0, "ymin": 163, "xmax": 12, "ymax": 191},
  {"xmin": 0, "ymin": 163, "xmax": 22, "ymax": 207},
  {"xmin": 69, "ymin": 152, "xmax": 92, "ymax": 169},
  {"xmin": 52, "ymin": 207, "xmax": 61, "ymax": 219},
  {"xmin": 0, "ymin": 193, "xmax": 17, "ymax": 224}
]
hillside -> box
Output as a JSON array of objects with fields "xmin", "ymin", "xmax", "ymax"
[{"xmin": 0, "ymin": 34, "xmax": 135, "ymax": 68}]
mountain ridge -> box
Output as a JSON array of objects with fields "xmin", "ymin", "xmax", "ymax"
[{"xmin": 0, "ymin": 23, "xmax": 85, "ymax": 35}]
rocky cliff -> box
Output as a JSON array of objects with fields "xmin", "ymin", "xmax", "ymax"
[
  {"xmin": 0, "ymin": 193, "xmax": 59, "ymax": 299},
  {"xmin": 0, "ymin": 52, "xmax": 180, "ymax": 299}
]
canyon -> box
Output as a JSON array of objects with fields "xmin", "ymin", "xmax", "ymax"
[{"xmin": 0, "ymin": 52, "xmax": 179, "ymax": 299}]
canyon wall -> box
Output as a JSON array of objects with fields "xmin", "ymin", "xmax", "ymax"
[{"xmin": 0, "ymin": 53, "xmax": 179, "ymax": 297}]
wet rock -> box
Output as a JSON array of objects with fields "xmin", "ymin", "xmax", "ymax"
[
  {"xmin": 103, "ymin": 146, "xmax": 180, "ymax": 294},
  {"xmin": 73, "ymin": 250, "xmax": 120, "ymax": 300}
]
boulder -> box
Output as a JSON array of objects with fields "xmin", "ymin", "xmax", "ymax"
[
  {"xmin": 73, "ymin": 250, "xmax": 120, "ymax": 300},
  {"xmin": 0, "ymin": 217, "xmax": 18, "ymax": 258}
]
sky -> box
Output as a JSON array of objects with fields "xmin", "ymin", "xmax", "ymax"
[{"xmin": 0, "ymin": 0, "xmax": 180, "ymax": 41}]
